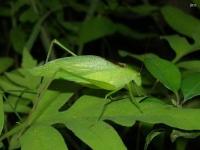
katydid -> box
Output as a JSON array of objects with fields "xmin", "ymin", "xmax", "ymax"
[{"xmin": 30, "ymin": 39, "xmax": 143, "ymax": 119}]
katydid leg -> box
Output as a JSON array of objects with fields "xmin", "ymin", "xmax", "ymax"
[
  {"xmin": 97, "ymin": 88, "xmax": 122, "ymax": 121},
  {"xmin": 127, "ymin": 82, "xmax": 143, "ymax": 113},
  {"xmin": 46, "ymin": 39, "xmax": 77, "ymax": 63}
]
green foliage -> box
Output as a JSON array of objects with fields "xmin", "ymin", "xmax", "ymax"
[
  {"xmin": 79, "ymin": 17, "xmax": 116, "ymax": 45},
  {"xmin": 143, "ymin": 54, "xmax": 181, "ymax": 92},
  {"xmin": 161, "ymin": 5, "xmax": 200, "ymax": 41},
  {"xmin": 0, "ymin": 57, "xmax": 13, "ymax": 73},
  {"xmin": 20, "ymin": 125, "xmax": 68, "ymax": 150},
  {"xmin": 181, "ymin": 73, "xmax": 200, "ymax": 102},
  {"xmin": 0, "ymin": 94, "xmax": 4, "ymax": 135}
]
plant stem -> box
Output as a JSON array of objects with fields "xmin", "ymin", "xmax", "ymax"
[
  {"xmin": 0, "ymin": 124, "xmax": 25, "ymax": 142},
  {"xmin": 175, "ymin": 92, "xmax": 181, "ymax": 107}
]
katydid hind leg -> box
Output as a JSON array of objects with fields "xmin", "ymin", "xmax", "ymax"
[{"xmin": 45, "ymin": 39, "xmax": 77, "ymax": 63}]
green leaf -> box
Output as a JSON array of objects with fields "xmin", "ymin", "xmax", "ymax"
[
  {"xmin": 65, "ymin": 120, "xmax": 126, "ymax": 150},
  {"xmin": 20, "ymin": 8, "xmax": 39, "ymax": 23},
  {"xmin": 181, "ymin": 73, "xmax": 200, "ymax": 101},
  {"xmin": 19, "ymin": 89, "xmax": 200, "ymax": 150},
  {"xmin": 79, "ymin": 17, "xmax": 116, "ymax": 44},
  {"xmin": 3, "ymin": 95, "xmax": 31, "ymax": 113},
  {"xmin": 28, "ymin": 91, "xmax": 127, "ymax": 150},
  {"xmin": 104, "ymin": 97, "xmax": 200, "ymax": 130},
  {"xmin": 20, "ymin": 125, "xmax": 68, "ymax": 150},
  {"xmin": 144, "ymin": 130, "xmax": 163, "ymax": 150},
  {"xmin": 177, "ymin": 60, "xmax": 200, "ymax": 72},
  {"xmin": 161, "ymin": 5, "xmax": 200, "ymax": 41},
  {"xmin": 143, "ymin": 54, "xmax": 181, "ymax": 92},
  {"xmin": 32, "ymin": 91, "xmax": 73, "ymax": 125},
  {"xmin": 0, "ymin": 76, "xmax": 36, "ymax": 100},
  {"xmin": 161, "ymin": 35, "xmax": 194, "ymax": 62},
  {"xmin": 22, "ymin": 49, "xmax": 37, "ymax": 68},
  {"xmin": 0, "ymin": 94, "xmax": 4, "ymax": 134},
  {"xmin": 0, "ymin": 57, "xmax": 13, "ymax": 73},
  {"xmin": 5, "ymin": 69, "xmax": 40, "ymax": 89},
  {"xmin": 128, "ymin": 4, "xmax": 158, "ymax": 16},
  {"xmin": 10, "ymin": 27, "xmax": 27, "ymax": 54}
]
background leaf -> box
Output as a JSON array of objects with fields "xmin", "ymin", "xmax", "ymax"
[
  {"xmin": 143, "ymin": 54, "xmax": 181, "ymax": 92},
  {"xmin": 0, "ymin": 57, "xmax": 13, "ymax": 74},
  {"xmin": 161, "ymin": 35, "xmax": 195, "ymax": 62},
  {"xmin": 0, "ymin": 94, "xmax": 4, "ymax": 134},
  {"xmin": 161, "ymin": 5, "xmax": 200, "ymax": 42},
  {"xmin": 79, "ymin": 17, "xmax": 116, "ymax": 45},
  {"xmin": 181, "ymin": 73, "xmax": 200, "ymax": 102},
  {"xmin": 128, "ymin": 4, "xmax": 158, "ymax": 16},
  {"xmin": 10, "ymin": 27, "xmax": 27, "ymax": 54}
]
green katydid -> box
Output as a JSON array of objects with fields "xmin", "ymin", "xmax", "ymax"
[{"xmin": 30, "ymin": 39, "xmax": 143, "ymax": 119}]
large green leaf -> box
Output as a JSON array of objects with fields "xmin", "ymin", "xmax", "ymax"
[
  {"xmin": 161, "ymin": 5, "xmax": 200, "ymax": 41},
  {"xmin": 17, "ymin": 89, "xmax": 200, "ymax": 150},
  {"xmin": 143, "ymin": 54, "xmax": 181, "ymax": 92},
  {"xmin": 26, "ymin": 91, "xmax": 127, "ymax": 150},
  {"xmin": 35, "ymin": 90, "xmax": 200, "ymax": 131},
  {"xmin": 0, "ymin": 94, "xmax": 4, "ymax": 134},
  {"xmin": 0, "ymin": 57, "xmax": 13, "ymax": 74},
  {"xmin": 104, "ymin": 97, "xmax": 200, "ymax": 130},
  {"xmin": 181, "ymin": 73, "xmax": 200, "ymax": 102},
  {"xmin": 20, "ymin": 125, "xmax": 68, "ymax": 150},
  {"xmin": 79, "ymin": 17, "xmax": 116, "ymax": 45}
]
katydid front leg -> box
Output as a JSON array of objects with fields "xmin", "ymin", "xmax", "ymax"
[
  {"xmin": 97, "ymin": 88, "xmax": 122, "ymax": 121},
  {"xmin": 97, "ymin": 82, "xmax": 143, "ymax": 121},
  {"xmin": 127, "ymin": 82, "xmax": 143, "ymax": 113}
]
